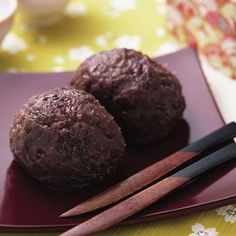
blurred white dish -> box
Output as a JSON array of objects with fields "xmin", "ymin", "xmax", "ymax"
[
  {"xmin": 0, "ymin": 0, "xmax": 17, "ymax": 44},
  {"xmin": 18, "ymin": 0, "xmax": 70, "ymax": 27}
]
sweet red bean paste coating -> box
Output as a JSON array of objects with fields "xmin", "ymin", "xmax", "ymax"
[
  {"xmin": 71, "ymin": 48, "xmax": 185, "ymax": 145},
  {"xmin": 9, "ymin": 88, "xmax": 125, "ymax": 191}
]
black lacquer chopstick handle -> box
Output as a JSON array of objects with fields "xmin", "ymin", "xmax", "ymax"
[
  {"xmin": 60, "ymin": 143, "xmax": 236, "ymax": 236},
  {"xmin": 61, "ymin": 122, "xmax": 236, "ymax": 219},
  {"xmin": 173, "ymin": 143, "xmax": 236, "ymax": 178},
  {"xmin": 182, "ymin": 122, "xmax": 236, "ymax": 153}
]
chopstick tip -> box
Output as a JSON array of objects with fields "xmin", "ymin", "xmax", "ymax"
[
  {"xmin": 60, "ymin": 211, "xmax": 72, "ymax": 218},
  {"xmin": 60, "ymin": 206, "xmax": 87, "ymax": 218}
]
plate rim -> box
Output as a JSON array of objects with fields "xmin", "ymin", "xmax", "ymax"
[{"xmin": 1, "ymin": 48, "xmax": 233, "ymax": 232}]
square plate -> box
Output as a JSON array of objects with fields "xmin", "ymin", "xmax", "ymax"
[{"xmin": 0, "ymin": 48, "xmax": 235, "ymax": 231}]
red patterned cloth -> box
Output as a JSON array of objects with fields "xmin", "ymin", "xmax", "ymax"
[{"xmin": 167, "ymin": 0, "xmax": 236, "ymax": 79}]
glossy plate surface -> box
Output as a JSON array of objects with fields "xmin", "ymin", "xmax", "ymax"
[{"xmin": 0, "ymin": 48, "xmax": 235, "ymax": 231}]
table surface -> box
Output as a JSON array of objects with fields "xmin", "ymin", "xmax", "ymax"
[{"xmin": 0, "ymin": 0, "xmax": 235, "ymax": 235}]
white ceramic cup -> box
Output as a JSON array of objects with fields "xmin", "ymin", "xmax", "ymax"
[
  {"xmin": 0, "ymin": 0, "xmax": 17, "ymax": 43},
  {"xmin": 18, "ymin": 0, "xmax": 70, "ymax": 27}
]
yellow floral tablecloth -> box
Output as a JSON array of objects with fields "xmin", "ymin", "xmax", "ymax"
[{"xmin": 0, "ymin": 0, "xmax": 236, "ymax": 235}]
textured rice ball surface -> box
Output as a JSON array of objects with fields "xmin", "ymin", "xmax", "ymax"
[
  {"xmin": 9, "ymin": 88, "xmax": 125, "ymax": 191},
  {"xmin": 70, "ymin": 48, "xmax": 185, "ymax": 145}
]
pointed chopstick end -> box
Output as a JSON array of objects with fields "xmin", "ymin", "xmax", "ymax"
[{"xmin": 60, "ymin": 210, "xmax": 74, "ymax": 218}]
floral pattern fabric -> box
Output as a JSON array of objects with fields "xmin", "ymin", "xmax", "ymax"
[
  {"xmin": 217, "ymin": 205, "xmax": 236, "ymax": 224},
  {"xmin": 0, "ymin": 0, "xmax": 166, "ymax": 72},
  {"xmin": 189, "ymin": 223, "xmax": 218, "ymax": 236},
  {"xmin": 167, "ymin": 0, "xmax": 236, "ymax": 80}
]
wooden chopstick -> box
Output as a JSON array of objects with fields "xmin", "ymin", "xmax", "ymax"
[
  {"xmin": 61, "ymin": 122, "xmax": 236, "ymax": 217},
  {"xmin": 60, "ymin": 143, "xmax": 236, "ymax": 236}
]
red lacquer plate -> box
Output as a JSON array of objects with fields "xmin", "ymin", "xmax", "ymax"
[{"xmin": 0, "ymin": 48, "xmax": 235, "ymax": 232}]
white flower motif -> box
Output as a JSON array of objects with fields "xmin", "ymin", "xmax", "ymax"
[
  {"xmin": 95, "ymin": 32, "xmax": 113, "ymax": 48},
  {"xmin": 68, "ymin": 46, "xmax": 94, "ymax": 62},
  {"xmin": 64, "ymin": 2, "xmax": 87, "ymax": 17},
  {"xmin": 26, "ymin": 53, "xmax": 36, "ymax": 62},
  {"xmin": 53, "ymin": 66, "xmax": 65, "ymax": 72},
  {"xmin": 155, "ymin": 27, "xmax": 166, "ymax": 37},
  {"xmin": 1, "ymin": 33, "xmax": 28, "ymax": 54},
  {"xmin": 7, "ymin": 68, "xmax": 19, "ymax": 73},
  {"xmin": 154, "ymin": 42, "xmax": 181, "ymax": 56},
  {"xmin": 95, "ymin": 35, "xmax": 108, "ymax": 47},
  {"xmin": 104, "ymin": 0, "xmax": 136, "ymax": 18},
  {"xmin": 216, "ymin": 205, "xmax": 236, "ymax": 223},
  {"xmin": 19, "ymin": 24, "xmax": 37, "ymax": 33},
  {"xmin": 156, "ymin": 4, "xmax": 166, "ymax": 14},
  {"xmin": 110, "ymin": 0, "xmax": 136, "ymax": 12},
  {"xmin": 54, "ymin": 56, "xmax": 65, "ymax": 65},
  {"xmin": 105, "ymin": 31, "xmax": 114, "ymax": 39},
  {"xmin": 114, "ymin": 35, "xmax": 141, "ymax": 50},
  {"xmin": 155, "ymin": 0, "xmax": 166, "ymax": 4},
  {"xmin": 103, "ymin": 7, "xmax": 120, "ymax": 18},
  {"xmin": 36, "ymin": 35, "xmax": 47, "ymax": 44},
  {"xmin": 189, "ymin": 223, "xmax": 218, "ymax": 236}
]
